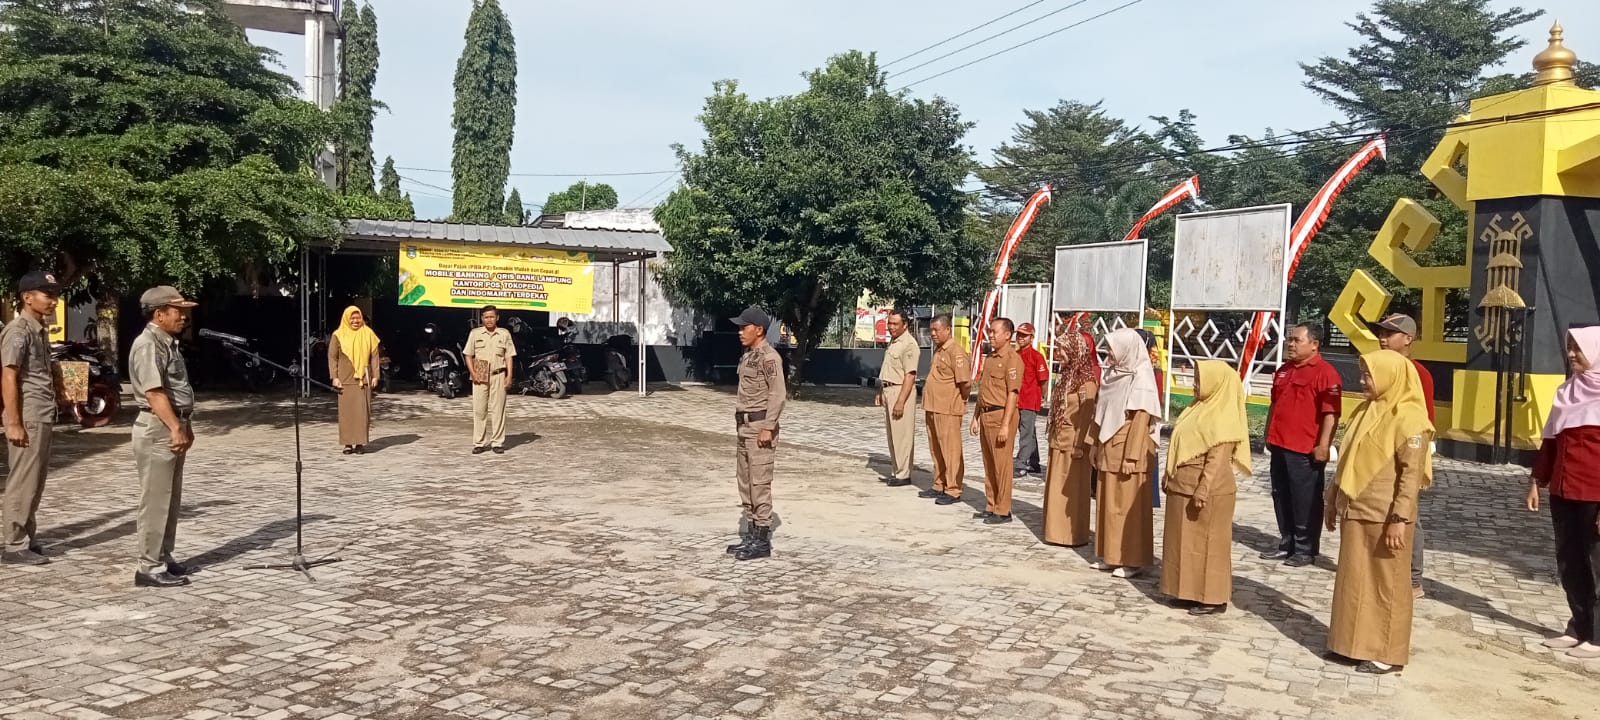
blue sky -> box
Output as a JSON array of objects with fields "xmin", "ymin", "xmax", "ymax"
[{"xmin": 247, "ymin": 0, "xmax": 1599, "ymax": 220}]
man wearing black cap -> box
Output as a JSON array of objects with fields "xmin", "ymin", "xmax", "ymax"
[
  {"xmin": 726, "ymin": 306, "xmax": 786, "ymax": 561},
  {"xmin": 127, "ymin": 285, "xmax": 199, "ymax": 587},
  {"xmin": 1369, "ymin": 312, "xmax": 1435, "ymax": 599},
  {"xmin": 1, "ymin": 271, "xmax": 62, "ymax": 565}
]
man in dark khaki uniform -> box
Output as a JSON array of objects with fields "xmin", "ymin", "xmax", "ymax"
[
  {"xmin": 970, "ymin": 318, "xmax": 1022, "ymax": 525},
  {"xmin": 128, "ymin": 286, "xmax": 198, "ymax": 588},
  {"xmin": 467, "ymin": 305, "xmax": 516, "ymax": 454},
  {"xmin": 726, "ymin": 307, "xmax": 786, "ymax": 561},
  {"xmin": 876, "ymin": 308, "xmax": 920, "ymax": 487},
  {"xmin": 2, "ymin": 272, "xmax": 62, "ymax": 565},
  {"xmin": 919, "ymin": 314, "xmax": 970, "ymax": 506}
]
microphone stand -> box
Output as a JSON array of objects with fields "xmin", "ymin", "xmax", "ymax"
[{"xmin": 214, "ymin": 340, "xmax": 343, "ymax": 578}]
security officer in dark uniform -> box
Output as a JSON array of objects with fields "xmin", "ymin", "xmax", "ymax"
[{"xmin": 726, "ymin": 307, "xmax": 786, "ymax": 561}]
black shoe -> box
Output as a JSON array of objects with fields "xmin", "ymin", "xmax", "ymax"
[
  {"xmin": 1354, "ymin": 661, "xmax": 1400, "ymax": 675},
  {"xmin": 1188, "ymin": 603, "xmax": 1228, "ymax": 616},
  {"xmin": 726, "ymin": 526, "xmax": 753, "ymax": 554},
  {"xmin": 1166, "ymin": 597, "xmax": 1199, "ymax": 609},
  {"xmin": 1028, "ymin": 467, "xmax": 1044, "ymax": 477},
  {"xmin": 735, "ymin": 527, "xmax": 771, "ymax": 561},
  {"xmin": 917, "ymin": 489, "xmax": 941, "ymax": 499},
  {"xmin": 983, "ymin": 514, "xmax": 1013, "ymax": 525},
  {"xmin": 973, "ymin": 510, "xmax": 994, "ymax": 519},
  {"xmin": 472, "ymin": 447, "xmax": 487, "ymax": 455},
  {"xmin": 492, "ymin": 447, "xmax": 505, "ymax": 455},
  {"xmin": 885, "ymin": 478, "xmax": 912, "ymax": 487},
  {"xmin": 342, "ymin": 446, "xmax": 354, "ymax": 455},
  {"xmin": 1284, "ymin": 554, "xmax": 1315, "ymax": 568},
  {"xmin": 1259, "ymin": 549, "xmax": 1291, "ymax": 561},
  {"xmin": 1013, "ymin": 469, "xmax": 1028, "ymax": 479},
  {"xmin": 165, "ymin": 560, "xmax": 192, "ymax": 577},
  {"xmin": 354, "ymin": 445, "xmax": 365, "ymax": 455},
  {"xmin": 134, "ymin": 570, "xmax": 190, "ymax": 588},
  {"xmin": 0, "ymin": 549, "xmax": 50, "ymax": 566},
  {"xmin": 935, "ymin": 495, "xmax": 960, "ymax": 506}
]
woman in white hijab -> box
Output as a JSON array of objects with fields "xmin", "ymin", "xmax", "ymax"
[{"xmin": 1091, "ymin": 328, "xmax": 1163, "ymax": 577}]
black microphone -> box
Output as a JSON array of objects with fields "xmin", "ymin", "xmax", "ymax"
[{"xmin": 198, "ymin": 328, "xmax": 250, "ymax": 345}]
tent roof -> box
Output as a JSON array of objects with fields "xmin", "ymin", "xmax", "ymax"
[{"xmin": 333, "ymin": 219, "xmax": 671, "ymax": 261}]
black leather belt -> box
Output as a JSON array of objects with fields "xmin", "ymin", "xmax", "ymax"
[
  {"xmin": 977, "ymin": 405, "xmax": 1003, "ymax": 414},
  {"xmin": 492, "ymin": 368, "xmax": 506, "ymax": 376},
  {"xmin": 139, "ymin": 409, "xmax": 194, "ymax": 419},
  {"xmin": 735, "ymin": 410, "xmax": 768, "ymax": 425}
]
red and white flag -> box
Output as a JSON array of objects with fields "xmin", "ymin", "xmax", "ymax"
[{"xmin": 971, "ymin": 185, "xmax": 1053, "ymax": 379}]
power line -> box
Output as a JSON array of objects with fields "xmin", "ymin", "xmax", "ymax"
[
  {"xmin": 623, "ymin": 172, "xmax": 681, "ymax": 208},
  {"xmin": 881, "ymin": 0, "xmax": 1053, "ymax": 68},
  {"xmin": 396, "ymin": 166, "xmax": 678, "ymax": 178},
  {"xmin": 887, "ymin": 0, "xmax": 1096, "ymax": 80},
  {"xmin": 896, "ymin": 0, "xmax": 1149, "ymax": 90}
]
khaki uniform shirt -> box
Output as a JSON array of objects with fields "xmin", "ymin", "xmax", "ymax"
[
  {"xmin": 0, "ymin": 311, "xmax": 55, "ymax": 422},
  {"xmin": 878, "ymin": 332, "xmax": 921, "ymax": 387},
  {"xmin": 1336, "ymin": 430, "xmax": 1433, "ymax": 523},
  {"xmin": 736, "ymin": 339, "xmax": 786, "ymax": 432},
  {"xmin": 923, "ymin": 338, "xmax": 970, "ymax": 416},
  {"xmin": 128, "ymin": 323, "xmax": 194, "ymax": 412},
  {"xmin": 1163, "ymin": 442, "xmax": 1239, "ymax": 501},
  {"xmin": 977, "ymin": 343, "xmax": 1022, "ymax": 409},
  {"xmin": 466, "ymin": 327, "xmax": 517, "ymax": 374}
]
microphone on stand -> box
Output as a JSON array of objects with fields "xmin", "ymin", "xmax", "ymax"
[{"xmin": 198, "ymin": 328, "xmax": 251, "ymax": 346}]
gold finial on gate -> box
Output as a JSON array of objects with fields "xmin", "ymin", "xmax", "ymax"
[{"xmin": 1534, "ymin": 22, "xmax": 1579, "ymax": 85}]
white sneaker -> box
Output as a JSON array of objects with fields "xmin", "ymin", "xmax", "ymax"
[
  {"xmin": 1089, "ymin": 561, "xmax": 1112, "ymax": 571},
  {"xmin": 1542, "ymin": 635, "xmax": 1582, "ymax": 649},
  {"xmin": 1568, "ymin": 642, "xmax": 1600, "ymax": 659},
  {"xmin": 1112, "ymin": 567, "xmax": 1142, "ymax": 579}
]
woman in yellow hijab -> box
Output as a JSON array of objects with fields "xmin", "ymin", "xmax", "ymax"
[
  {"xmin": 1160, "ymin": 360, "xmax": 1251, "ymax": 615},
  {"xmin": 1324, "ymin": 349, "xmax": 1432, "ymax": 675},
  {"xmin": 329, "ymin": 306, "xmax": 381, "ymax": 454}
]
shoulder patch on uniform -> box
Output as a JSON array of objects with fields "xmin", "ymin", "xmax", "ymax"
[
  {"xmin": 1008, "ymin": 369, "xmax": 1018, "ymax": 380},
  {"xmin": 1407, "ymin": 435, "xmax": 1422, "ymax": 449}
]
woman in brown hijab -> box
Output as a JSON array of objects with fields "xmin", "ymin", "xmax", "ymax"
[
  {"xmin": 1091, "ymin": 328, "xmax": 1162, "ymax": 578},
  {"xmin": 1160, "ymin": 360, "xmax": 1251, "ymax": 615},
  {"xmin": 1043, "ymin": 319, "xmax": 1100, "ymax": 547},
  {"xmin": 329, "ymin": 306, "xmax": 380, "ymax": 454}
]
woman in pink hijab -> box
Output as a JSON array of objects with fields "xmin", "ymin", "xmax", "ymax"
[{"xmin": 1530, "ymin": 326, "xmax": 1600, "ymax": 659}]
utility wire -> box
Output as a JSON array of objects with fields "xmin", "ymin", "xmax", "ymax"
[
  {"xmin": 396, "ymin": 166, "xmax": 678, "ymax": 178},
  {"xmin": 881, "ymin": 0, "xmax": 1053, "ymax": 68},
  {"xmin": 887, "ymin": 0, "xmax": 1096, "ymax": 80},
  {"xmin": 623, "ymin": 172, "xmax": 681, "ymax": 208},
  {"xmin": 896, "ymin": 0, "xmax": 1149, "ymax": 90}
]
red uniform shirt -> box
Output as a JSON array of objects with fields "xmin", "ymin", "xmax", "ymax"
[
  {"xmin": 1266, "ymin": 352, "xmax": 1343, "ymax": 454},
  {"xmin": 1017, "ymin": 344, "xmax": 1049, "ymax": 412},
  {"xmin": 1534, "ymin": 426, "xmax": 1600, "ymax": 502},
  {"xmin": 1411, "ymin": 359, "xmax": 1435, "ymax": 424}
]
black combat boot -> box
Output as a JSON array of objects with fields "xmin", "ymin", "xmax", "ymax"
[
  {"xmin": 726, "ymin": 524, "xmax": 753, "ymax": 554},
  {"xmin": 735, "ymin": 526, "xmax": 771, "ymax": 561}
]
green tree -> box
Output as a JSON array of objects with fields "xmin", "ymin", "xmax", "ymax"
[
  {"xmin": 542, "ymin": 181, "xmax": 618, "ymax": 215},
  {"xmin": 335, "ymin": 1, "xmax": 380, "ymax": 195},
  {"xmin": 504, "ymin": 187, "xmax": 529, "ymax": 225},
  {"xmin": 658, "ymin": 51, "xmax": 986, "ymax": 391},
  {"xmin": 0, "ymin": 0, "xmax": 340, "ymax": 358},
  {"xmin": 379, "ymin": 156, "xmax": 404, "ymax": 201},
  {"xmin": 450, "ymin": 0, "xmax": 517, "ymax": 223}
]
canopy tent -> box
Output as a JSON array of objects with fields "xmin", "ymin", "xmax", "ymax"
[{"xmin": 303, "ymin": 218, "xmax": 673, "ymax": 397}]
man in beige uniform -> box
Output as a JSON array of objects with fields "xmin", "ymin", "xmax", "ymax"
[
  {"xmin": 971, "ymin": 318, "xmax": 1022, "ymax": 525},
  {"xmin": 128, "ymin": 286, "xmax": 198, "ymax": 588},
  {"xmin": 2, "ymin": 272, "xmax": 62, "ymax": 566},
  {"xmin": 919, "ymin": 314, "xmax": 970, "ymax": 506},
  {"xmin": 467, "ymin": 305, "xmax": 516, "ymax": 454},
  {"xmin": 726, "ymin": 307, "xmax": 786, "ymax": 561},
  {"xmin": 876, "ymin": 308, "xmax": 920, "ymax": 487}
]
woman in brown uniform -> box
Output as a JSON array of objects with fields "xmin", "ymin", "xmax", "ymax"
[
  {"xmin": 1325, "ymin": 349, "xmax": 1432, "ymax": 674},
  {"xmin": 329, "ymin": 306, "xmax": 380, "ymax": 454},
  {"xmin": 1044, "ymin": 320, "xmax": 1100, "ymax": 546},
  {"xmin": 1091, "ymin": 328, "xmax": 1162, "ymax": 578},
  {"xmin": 1161, "ymin": 360, "xmax": 1250, "ymax": 615}
]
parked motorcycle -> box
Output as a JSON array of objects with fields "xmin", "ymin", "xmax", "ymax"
[
  {"xmin": 228, "ymin": 337, "xmax": 280, "ymax": 393},
  {"xmin": 376, "ymin": 345, "xmax": 394, "ymax": 394},
  {"xmin": 517, "ymin": 350, "xmax": 569, "ymax": 399},
  {"xmin": 418, "ymin": 323, "xmax": 468, "ymax": 399},
  {"xmin": 602, "ymin": 333, "xmax": 632, "ymax": 391},
  {"xmin": 49, "ymin": 340, "xmax": 120, "ymax": 428}
]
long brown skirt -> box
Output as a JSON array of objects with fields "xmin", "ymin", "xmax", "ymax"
[
  {"xmin": 337, "ymin": 374, "xmax": 372, "ymax": 447},
  {"xmin": 1159, "ymin": 492, "xmax": 1235, "ymax": 604},
  {"xmin": 1096, "ymin": 470, "xmax": 1154, "ymax": 567},
  {"xmin": 1328, "ymin": 519, "xmax": 1414, "ymax": 666},
  {"xmin": 1043, "ymin": 447, "xmax": 1092, "ymax": 546}
]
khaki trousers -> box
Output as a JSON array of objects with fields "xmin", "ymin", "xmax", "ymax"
[
  {"xmin": 883, "ymin": 395, "xmax": 915, "ymax": 480},
  {"xmin": 736, "ymin": 423, "xmax": 776, "ymax": 527},
  {"xmin": 925, "ymin": 411, "xmax": 964, "ymax": 498},
  {"xmin": 3, "ymin": 422, "xmax": 52, "ymax": 552},
  {"xmin": 134, "ymin": 413, "xmax": 187, "ymax": 573},
  {"xmin": 978, "ymin": 410, "xmax": 1017, "ymax": 516},
  {"xmin": 472, "ymin": 374, "xmax": 508, "ymax": 448}
]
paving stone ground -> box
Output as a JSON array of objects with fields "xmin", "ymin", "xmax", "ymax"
[{"xmin": 1, "ymin": 383, "xmax": 1595, "ymax": 720}]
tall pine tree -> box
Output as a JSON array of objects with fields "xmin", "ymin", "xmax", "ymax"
[
  {"xmin": 336, "ymin": 1, "xmax": 380, "ymax": 194},
  {"xmin": 379, "ymin": 156, "xmax": 404, "ymax": 201},
  {"xmin": 504, "ymin": 187, "xmax": 528, "ymax": 225},
  {"xmin": 450, "ymin": 0, "xmax": 518, "ymax": 223}
]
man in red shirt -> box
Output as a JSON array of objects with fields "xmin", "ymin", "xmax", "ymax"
[
  {"xmin": 1263, "ymin": 323, "xmax": 1343, "ymax": 567},
  {"xmin": 1013, "ymin": 323, "xmax": 1050, "ymax": 477},
  {"xmin": 1369, "ymin": 313, "xmax": 1435, "ymax": 598}
]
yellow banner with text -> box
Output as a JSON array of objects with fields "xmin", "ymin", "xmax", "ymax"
[{"xmin": 397, "ymin": 241, "xmax": 595, "ymax": 313}]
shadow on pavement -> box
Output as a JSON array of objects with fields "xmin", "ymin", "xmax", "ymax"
[
  {"xmin": 46, "ymin": 500, "xmax": 239, "ymax": 554},
  {"xmin": 1232, "ymin": 575, "xmax": 1331, "ymax": 660},
  {"xmin": 186, "ymin": 513, "xmax": 333, "ymax": 569}
]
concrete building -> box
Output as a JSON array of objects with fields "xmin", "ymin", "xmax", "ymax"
[{"xmin": 222, "ymin": 0, "xmax": 339, "ymax": 187}]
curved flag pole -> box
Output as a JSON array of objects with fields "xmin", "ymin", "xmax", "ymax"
[
  {"xmin": 1239, "ymin": 136, "xmax": 1388, "ymax": 384},
  {"xmin": 971, "ymin": 185, "xmax": 1053, "ymax": 380}
]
